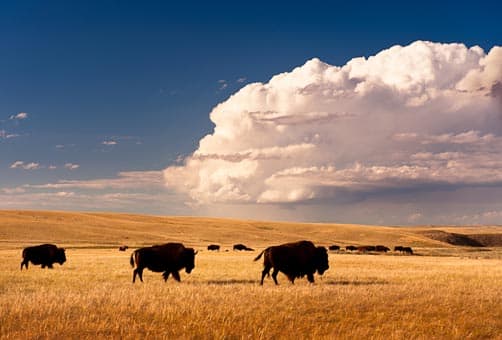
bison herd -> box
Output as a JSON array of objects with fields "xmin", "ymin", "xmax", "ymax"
[
  {"xmin": 329, "ymin": 244, "xmax": 413, "ymax": 254},
  {"xmin": 20, "ymin": 240, "xmax": 415, "ymax": 285}
]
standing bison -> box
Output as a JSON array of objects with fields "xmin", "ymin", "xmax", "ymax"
[
  {"xmin": 254, "ymin": 240, "xmax": 329, "ymax": 285},
  {"xmin": 207, "ymin": 244, "xmax": 220, "ymax": 251},
  {"xmin": 130, "ymin": 243, "xmax": 197, "ymax": 283},
  {"xmin": 21, "ymin": 244, "xmax": 66, "ymax": 270}
]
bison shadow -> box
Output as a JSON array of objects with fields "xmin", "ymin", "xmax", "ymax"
[
  {"xmin": 205, "ymin": 279, "xmax": 257, "ymax": 285},
  {"xmin": 323, "ymin": 279, "xmax": 389, "ymax": 286}
]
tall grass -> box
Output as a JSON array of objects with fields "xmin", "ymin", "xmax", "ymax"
[{"xmin": 1, "ymin": 248, "xmax": 501, "ymax": 339}]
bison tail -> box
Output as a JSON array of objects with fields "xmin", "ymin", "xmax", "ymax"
[
  {"xmin": 130, "ymin": 252, "xmax": 135, "ymax": 268},
  {"xmin": 253, "ymin": 250, "xmax": 265, "ymax": 262}
]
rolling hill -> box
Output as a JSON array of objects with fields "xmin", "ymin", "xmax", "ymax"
[{"xmin": 1, "ymin": 210, "xmax": 501, "ymax": 250}]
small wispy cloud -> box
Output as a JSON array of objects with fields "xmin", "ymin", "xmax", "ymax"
[
  {"xmin": 9, "ymin": 112, "xmax": 28, "ymax": 120},
  {"xmin": 0, "ymin": 130, "xmax": 20, "ymax": 139},
  {"xmin": 10, "ymin": 161, "xmax": 40, "ymax": 170},
  {"xmin": 64, "ymin": 163, "xmax": 80, "ymax": 170},
  {"xmin": 102, "ymin": 140, "xmax": 117, "ymax": 146},
  {"xmin": 237, "ymin": 77, "xmax": 247, "ymax": 83},
  {"xmin": 218, "ymin": 79, "xmax": 228, "ymax": 90}
]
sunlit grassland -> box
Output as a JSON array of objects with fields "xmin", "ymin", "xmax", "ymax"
[{"xmin": 1, "ymin": 247, "xmax": 501, "ymax": 339}]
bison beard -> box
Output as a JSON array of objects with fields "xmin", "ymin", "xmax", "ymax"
[
  {"xmin": 129, "ymin": 243, "xmax": 197, "ymax": 283},
  {"xmin": 254, "ymin": 240, "xmax": 329, "ymax": 285},
  {"xmin": 20, "ymin": 244, "xmax": 66, "ymax": 270}
]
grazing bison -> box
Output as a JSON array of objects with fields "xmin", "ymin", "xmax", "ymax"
[
  {"xmin": 394, "ymin": 246, "xmax": 404, "ymax": 252},
  {"xmin": 130, "ymin": 243, "xmax": 197, "ymax": 283},
  {"xmin": 207, "ymin": 244, "xmax": 220, "ymax": 251},
  {"xmin": 375, "ymin": 245, "xmax": 390, "ymax": 252},
  {"xmin": 254, "ymin": 240, "xmax": 329, "ymax": 285},
  {"xmin": 233, "ymin": 243, "xmax": 254, "ymax": 251},
  {"xmin": 346, "ymin": 245, "xmax": 358, "ymax": 251},
  {"xmin": 21, "ymin": 244, "xmax": 66, "ymax": 270},
  {"xmin": 358, "ymin": 245, "xmax": 376, "ymax": 252},
  {"xmin": 119, "ymin": 245, "xmax": 129, "ymax": 251},
  {"xmin": 328, "ymin": 245, "xmax": 340, "ymax": 251}
]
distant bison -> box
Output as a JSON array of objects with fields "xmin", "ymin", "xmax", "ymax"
[
  {"xmin": 233, "ymin": 244, "xmax": 254, "ymax": 251},
  {"xmin": 375, "ymin": 245, "xmax": 390, "ymax": 252},
  {"xmin": 402, "ymin": 246, "xmax": 413, "ymax": 255},
  {"xmin": 328, "ymin": 245, "xmax": 340, "ymax": 251},
  {"xmin": 358, "ymin": 246, "xmax": 376, "ymax": 252},
  {"xmin": 207, "ymin": 244, "xmax": 220, "ymax": 251},
  {"xmin": 346, "ymin": 245, "xmax": 358, "ymax": 251},
  {"xmin": 394, "ymin": 246, "xmax": 413, "ymax": 254},
  {"xmin": 21, "ymin": 244, "xmax": 66, "ymax": 270},
  {"xmin": 119, "ymin": 245, "xmax": 129, "ymax": 251},
  {"xmin": 130, "ymin": 243, "xmax": 197, "ymax": 283},
  {"xmin": 254, "ymin": 240, "xmax": 329, "ymax": 285}
]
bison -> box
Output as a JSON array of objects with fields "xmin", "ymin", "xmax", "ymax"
[
  {"xmin": 207, "ymin": 244, "xmax": 220, "ymax": 251},
  {"xmin": 328, "ymin": 245, "xmax": 340, "ymax": 251},
  {"xmin": 346, "ymin": 245, "xmax": 358, "ymax": 251},
  {"xmin": 21, "ymin": 244, "xmax": 66, "ymax": 270},
  {"xmin": 375, "ymin": 245, "xmax": 390, "ymax": 252},
  {"xmin": 130, "ymin": 243, "xmax": 197, "ymax": 283},
  {"xmin": 358, "ymin": 245, "xmax": 376, "ymax": 252},
  {"xmin": 394, "ymin": 246, "xmax": 404, "ymax": 252},
  {"xmin": 402, "ymin": 246, "xmax": 413, "ymax": 255},
  {"xmin": 233, "ymin": 243, "xmax": 254, "ymax": 251},
  {"xmin": 119, "ymin": 245, "xmax": 129, "ymax": 251},
  {"xmin": 254, "ymin": 240, "xmax": 329, "ymax": 285}
]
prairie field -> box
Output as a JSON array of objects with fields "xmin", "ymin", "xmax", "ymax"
[{"xmin": 1, "ymin": 210, "xmax": 502, "ymax": 339}]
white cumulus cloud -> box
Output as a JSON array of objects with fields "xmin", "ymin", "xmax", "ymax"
[
  {"xmin": 164, "ymin": 41, "xmax": 502, "ymax": 212},
  {"xmin": 9, "ymin": 112, "xmax": 28, "ymax": 120},
  {"xmin": 10, "ymin": 161, "xmax": 40, "ymax": 170}
]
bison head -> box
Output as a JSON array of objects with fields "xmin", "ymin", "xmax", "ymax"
[
  {"xmin": 184, "ymin": 248, "xmax": 197, "ymax": 273},
  {"xmin": 56, "ymin": 248, "xmax": 66, "ymax": 265},
  {"xmin": 314, "ymin": 246, "xmax": 329, "ymax": 275}
]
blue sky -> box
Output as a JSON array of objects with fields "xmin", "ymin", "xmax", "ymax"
[{"xmin": 1, "ymin": 1, "xmax": 501, "ymax": 224}]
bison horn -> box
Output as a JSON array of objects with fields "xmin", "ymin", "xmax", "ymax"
[{"xmin": 194, "ymin": 250, "xmax": 199, "ymax": 255}]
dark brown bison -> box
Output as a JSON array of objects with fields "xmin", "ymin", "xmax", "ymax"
[
  {"xmin": 119, "ymin": 245, "xmax": 129, "ymax": 251},
  {"xmin": 328, "ymin": 245, "xmax": 340, "ymax": 251},
  {"xmin": 233, "ymin": 243, "xmax": 254, "ymax": 251},
  {"xmin": 402, "ymin": 246, "xmax": 413, "ymax": 255},
  {"xmin": 346, "ymin": 245, "xmax": 358, "ymax": 251},
  {"xmin": 375, "ymin": 245, "xmax": 390, "ymax": 252},
  {"xmin": 130, "ymin": 243, "xmax": 197, "ymax": 283},
  {"xmin": 394, "ymin": 246, "xmax": 404, "ymax": 252},
  {"xmin": 21, "ymin": 244, "xmax": 66, "ymax": 270},
  {"xmin": 358, "ymin": 245, "xmax": 376, "ymax": 252},
  {"xmin": 254, "ymin": 240, "xmax": 329, "ymax": 285},
  {"xmin": 207, "ymin": 244, "xmax": 220, "ymax": 251}
]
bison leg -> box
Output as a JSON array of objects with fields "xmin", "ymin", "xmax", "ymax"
[
  {"xmin": 41, "ymin": 264, "xmax": 46, "ymax": 269},
  {"xmin": 162, "ymin": 271, "xmax": 170, "ymax": 281},
  {"xmin": 271, "ymin": 269, "xmax": 280, "ymax": 285},
  {"xmin": 48, "ymin": 263, "xmax": 54, "ymax": 269},
  {"xmin": 132, "ymin": 267, "xmax": 144, "ymax": 283},
  {"xmin": 171, "ymin": 271, "xmax": 181, "ymax": 282},
  {"xmin": 260, "ymin": 265, "xmax": 271, "ymax": 285},
  {"xmin": 307, "ymin": 273, "xmax": 315, "ymax": 283},
  {"xmin": 20, "ymin": 260, "xmax": 28, "ymax": 270}
]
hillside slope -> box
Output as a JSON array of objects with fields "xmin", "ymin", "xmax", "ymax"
[{"xmin": 1, "ymin": 210, "xmax": 501, "ymax": 249}]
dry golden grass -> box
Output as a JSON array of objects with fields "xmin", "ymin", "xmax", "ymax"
[{"xmin": 1, "ymin": 210, "xmax": 502, "ymax": 339}]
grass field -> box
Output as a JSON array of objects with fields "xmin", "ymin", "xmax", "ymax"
[{"xmin": 1, "ymin": 210, "xmax": 502, "ymax": 339}]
